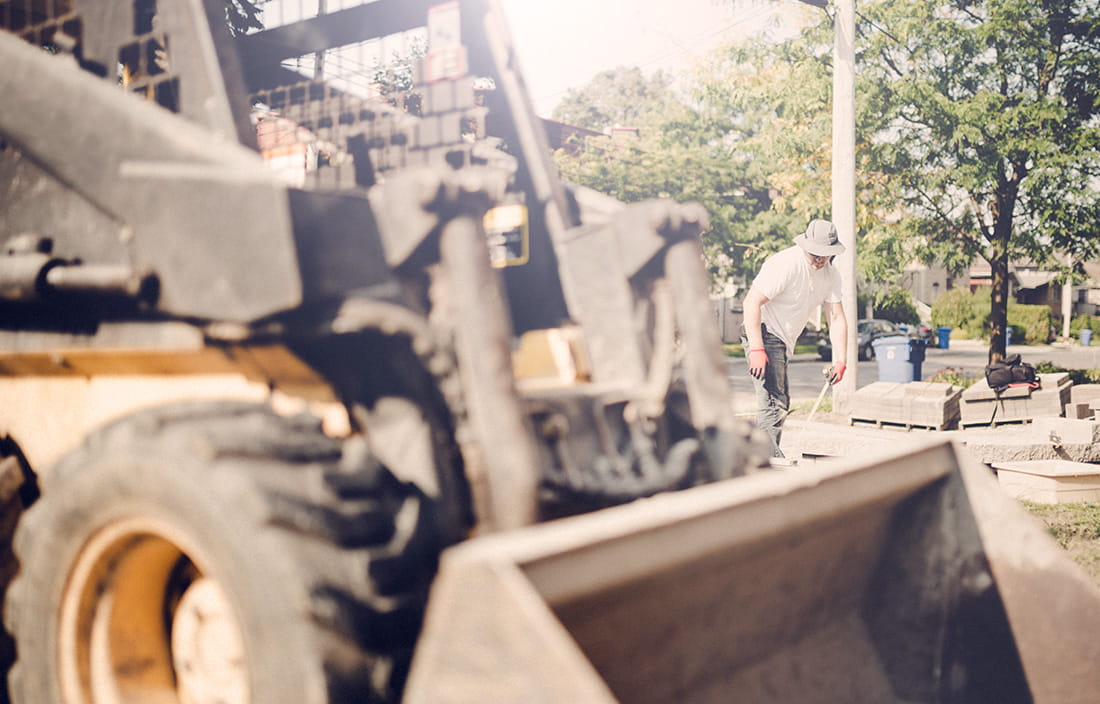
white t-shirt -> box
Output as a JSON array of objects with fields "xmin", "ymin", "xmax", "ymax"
[{"xmin": 749, "ymin": 245, "xmax": 842, "ymax": 353}]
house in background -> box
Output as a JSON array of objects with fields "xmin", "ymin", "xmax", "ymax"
[
  {"xmin": 966, "ymin": 258, "xmax": 1100, "ymax": 337},
  {"xmin": 898, "ymin": 261, "xmax": 954, "ymax": 316},
  {"xmin": 1070, "ymin": 262, "xmax": 1100, "ymax": 318},
  {"xmin": 541, "ymin": 118, "xmax": 604, "ymax": 155}
]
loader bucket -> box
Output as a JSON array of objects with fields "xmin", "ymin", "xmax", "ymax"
[{"xmin": 404, "ymin": 440, "xmax": 1100, "ymax": 704}]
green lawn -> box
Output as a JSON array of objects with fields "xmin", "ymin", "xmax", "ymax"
[
  {"xmin": 1022, "ymin": 502, "xmax": 1100, "ymax": 586},
  {"xmin": 724, "ymin": 342, "xmax": 819, "ymax": 358}
]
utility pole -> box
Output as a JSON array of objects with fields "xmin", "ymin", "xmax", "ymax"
[
  {"xmin": 832, "ymin": 0, "xmax": 857, "ymax": 413},
  {"xmin": 1062, "ymin": 276, "xmax": 1073, "ymax": 339},
  {"xmin": 795, "ymin": 0, "xmax": 857, "ymax": 411}
]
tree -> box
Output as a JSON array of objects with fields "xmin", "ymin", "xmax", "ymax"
[
  {"xmin": 552, "ymin": 67, "xmax": 779, "ymax": 288},
  {"xmin": 699, "ymin": 4, "xmax": 981, "ymax": 311},
  {"xmin": 225, "ymin": 0, "xmax": 264, "ymax": 36},
  {"xmin": 552, "ymin": 67, "xmax": 676, "ymax": 132},
  {"xmin": 856, "ymin": 0, "xmax": 1100, "ymax": 362},
  {"xmin": 690, "ymin": 26, "xmax": 840, "ymax": 279}
]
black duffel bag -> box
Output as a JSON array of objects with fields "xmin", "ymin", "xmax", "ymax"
[{"xmin": 985, "ymin": 353, "xmax": 1038, "ymax": 392}]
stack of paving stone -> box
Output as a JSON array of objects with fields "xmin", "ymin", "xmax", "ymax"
[
  {"xmin": 1066, "ymin": 384, "xmax": 1100, "ymax": 420},
  {"xmin": 991, "ymin": 458, "xmax": 1100, "ymax": 504},
  {"xmin": 849, "ymin": 381, "xmax": 962, "ymax": 430},
  {"xmin": 956, "ymin": 417, "xmax": 1100, "ymax": 465},
  {"xmin": 959, "ymin": 372, "xmax": 1072, "ymax": 428}
]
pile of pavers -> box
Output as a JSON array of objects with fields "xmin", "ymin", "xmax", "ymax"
[
  {"xmin": 850, "ymin": 381, "xmax": 962, "ymax": 431},
  {"xmin": 789, "ymin": 377, "xmax": 1100, "ymax": 482},
  {"xmin": 961, "ymin": 417, "xmax": 1100, "ymax": 465},
  {"xmin": 1065, "ymin": 383, "xmax": 1100, "ymax": 420},
  {"xmin": 984, "ymin": 418, "xmax": 1100, "ymax": 504},
  {"xmin": 991, "ymin": 458, "xmax": 1100, "ymax": 504},
  {"xmin": 959, "ymin": 372, "xmax": 1072, "ymax": 428}
]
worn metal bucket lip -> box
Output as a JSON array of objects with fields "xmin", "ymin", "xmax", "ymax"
[
  {"xmin": 448, "ymin": 438, "xmax": 957, "ymax": 605},
  {"xmin": 412, "ymin": 438, "xmax": 1100, "ymax": 704}
]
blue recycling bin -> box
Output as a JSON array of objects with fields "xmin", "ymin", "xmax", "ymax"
[
  {"xmin": 1082, "ymin": 328, "xmax": 1093, "ymax": 346},
  {"xmin": 936, "ymin": 326, "xmax": 952, "ymax": 349},
  {"xmin": 872, "ymin": 336, "xmax": 925, "ymax": 383}
]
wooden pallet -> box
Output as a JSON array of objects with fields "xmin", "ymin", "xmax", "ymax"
[
  {"xmin": 850, "ymin": 417, "xmax": 954, "ymax": 432},
  {"xmin": 959, "ymin": 417, "xmax": 1033, "ymax": 429}
]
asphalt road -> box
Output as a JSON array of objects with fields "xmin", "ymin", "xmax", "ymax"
[{"xmin": 728, "ymin": 339, "xmax": 1100, "ymax": 409}]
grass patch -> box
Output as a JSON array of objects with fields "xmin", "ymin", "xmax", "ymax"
[
  {"xmin": 790, "ymin": 394, "xmax": 832, "ymax": 416},
  {"xmin": 1021, "ymin": 502, "xmax": 1100, "ymax": 585},
  {"xmin": 1032, "ymin": 362, "xmax": 1100, "ymax": 386},
  {"xmin": 925, "ymin": 365, "xmax": 1100, "ymax": 390},
  {"xmin": 724, "ymin": 342, "xmax": 819, "ymax": 358},
  {"xmin": 926, "ymin": 366, "xmax": 980, "ymax": 388}
]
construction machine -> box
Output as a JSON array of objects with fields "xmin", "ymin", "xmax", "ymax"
[
  {"xmin": 0, "ymin": 0, "xmax": 769, "ymax": 701},
  {"xmin": 2, "ymin": 2, "xmax": 1099, "ymax": 703}
]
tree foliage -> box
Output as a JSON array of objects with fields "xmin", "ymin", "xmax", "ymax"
[
  {"xmin": 556, "ymin": 1, "xmax": 1100, "ymax": 363},
  {"xmin": 688, "ymin": 26, "xmax": 838, "ymax": 282},
  {"xmin": 552, "ymin": 67, "xmax": 676, "ymax": 133},
  {"xmin": 552, "ymin": 67, "xmax": 780, "ymax": 289},
  {"xmin": 855, "ymin": 0, "xmax": 1100, "ymax": 360},
  {"xmin": 225, "ymin": 0, "xmax": 264, "ymax": 36},
  {"xmin": 553, "ymin": 55, "xmax": 848, "ymax": 290}
]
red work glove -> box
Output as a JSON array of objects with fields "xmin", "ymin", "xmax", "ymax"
[
  {"xmin": 748, "ymin": 348, "xmax": 769, "ymax": 379},
  {"xmin": 828, "ymin": 363, "xmax": 847, "ymax": 385}
]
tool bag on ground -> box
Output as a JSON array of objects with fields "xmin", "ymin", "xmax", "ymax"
[{"xmin": 984, "ymin": 353, "xmax": 1039, "ymax": 392}]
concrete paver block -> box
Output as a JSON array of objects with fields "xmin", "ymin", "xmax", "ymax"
[
  {"xmin": 1065, "ymin": 384, "xmax": 1100, "ymax": 419},
  {"xmin": 1031, "ymin": 417, "xmax": 1100, "ymax": 446},
  {"xmin": 1070, "ymin": 384, "xmax": 1100, "ymax": 405},
  {"xmin": 959, "ymin": 373, "xmax": 1071, "ymax": 427},
  {"xmin": 991, "ymin": 459, "xmax": 1100, "ymax": 504},
  {"xmin": 949, "ymin": 419, "xmax": 1100, "ymax": 464},
  {"xmin": 850, "ymin": 381, "xmax": 961, "ymax": 430},
  {"xmin": 782, "ymin": 417, "xmax": 1100, "ymax": 467},
  {"xmin": 781, "ymin": 419, "xmax": 930, "ymax": 462},
  {"xmin": 1066, "ymin": 402, "xmax": 1095, "ymax": 420}
]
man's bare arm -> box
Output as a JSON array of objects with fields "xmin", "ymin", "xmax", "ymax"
[
  {"xmin": 742, "ymin": 288, "xmax": 769, "ymax": 349},
  {"xmin": 825, "ymin": 300, "xmax": 848, "ymax": 365}
]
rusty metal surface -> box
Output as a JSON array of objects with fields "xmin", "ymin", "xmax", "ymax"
[
  {"xmin": 0, "ymin": 2, "xmax": 811, "ymax": 699},
  {"xmin": 0, "ymin": 29, "xmax": 303, "ymax": 322},
  {"xmin": 958, "ymin": 452, "xmax": 1100, "ymax": 704},
  {"xmin": 406, "ymin": 440, "xmax": 1100, "ymax": 703}
]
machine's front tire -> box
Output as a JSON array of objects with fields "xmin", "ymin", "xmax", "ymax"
[{"xmin": 4, "ymin": 401, "xmax": 442, "ymax": 704}]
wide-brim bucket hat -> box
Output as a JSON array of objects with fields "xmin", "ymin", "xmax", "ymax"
[{"xmin": 794, "ymin": 219, "xmax": 845, "ymax": 256}]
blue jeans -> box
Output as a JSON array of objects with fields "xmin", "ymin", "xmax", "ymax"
[{"xmin": 743, "ymin": 326, "xmax": 789, "ymax": 458}]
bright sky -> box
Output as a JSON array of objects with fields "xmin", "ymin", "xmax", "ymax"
[{"xmin": 498, "ymin": 0, "xmax": 808, "ymax": 116}]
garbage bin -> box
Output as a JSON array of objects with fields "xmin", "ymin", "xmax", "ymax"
[
  {"xmin": 1082, "ymin": 329, "xmax": 1093, "ymax": 347},
  {"xmin": 872, "ymin": 336, "xmax": 925, "ymax": 383},
  {"xmin": 936, "ymin": 326, "xmax": 952, "ymax": 350}
]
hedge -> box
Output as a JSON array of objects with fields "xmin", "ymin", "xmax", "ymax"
[{"xmin": 930, "ymin": 288, "xmax": 1054, "ymax": 343}]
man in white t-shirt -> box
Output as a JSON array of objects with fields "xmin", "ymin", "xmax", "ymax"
[{"xmin": 741, "ymin": 220, "xmax": 849, "ymax": 459}]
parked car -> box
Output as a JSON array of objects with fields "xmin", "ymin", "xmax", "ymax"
[
  {"xmin": 818, "ymin": 318, "xmax": 906, "ymax": 361},
  {"xmin": 897, "ymin": 322, "xmax": 937, "ymax": 346}
]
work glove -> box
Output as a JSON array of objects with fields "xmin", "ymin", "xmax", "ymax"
[
  {"xmin": 828, "ymin": 363, "xmax": 847, "ymax": 385},
  {"xmin": 748, "ymin": 348, "xmax": 769, "ymax": 379}
]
